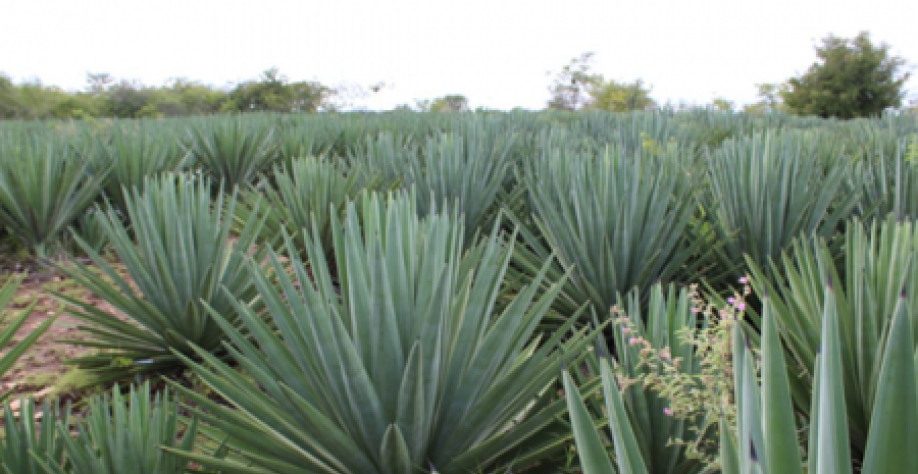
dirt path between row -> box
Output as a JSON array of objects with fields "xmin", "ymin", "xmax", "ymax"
[{"xmin": 1, "ymin": 270, "xmax": 126, "ymax": 402}]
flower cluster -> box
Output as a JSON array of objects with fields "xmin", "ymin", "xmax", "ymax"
[{"xmin": 610, "ymin": 277, "xmax": 753, "ymax": 469}]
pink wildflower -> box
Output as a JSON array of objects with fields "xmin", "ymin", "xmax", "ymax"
[
  {"xmin": 621, "ymin": 327, "xmax": 631, "ymax": 335},
  {"xmin": 739, "ymin": 276, "xmax": 749, "ymax": 284},
  {"xmin": 664, "ymin": 408, "xmax": 674, "ymax": 416},
  {"xmin": 737, "ymin": 302, "xmax": 746, "ymax": 311},
  {"xmin": 629, "ymin": 337, "xmax": 639, "ymax": 345},
  {"xmin": 727, "ymin": 297, "xmax": 736, "ymax": 304},
  {"xmin": 690, "ymin": 307, "xmax": 700, "ymax": 313}
]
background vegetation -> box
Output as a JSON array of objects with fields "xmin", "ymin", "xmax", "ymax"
[{"xmin": 2, "ymin": 31, "xmax": 914, "ymax": 121}]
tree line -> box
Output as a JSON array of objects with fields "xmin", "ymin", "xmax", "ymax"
[
  {"xmin": 0, "ymin": 68, "xmax": 340, "ymax": 120},
  {"xmin": 1, "ymin": 31, "xmax": 913, "ymax": 120},
  {"xmin": 547, "ymin": 32, "xmax": 913, "ymax": 118}
]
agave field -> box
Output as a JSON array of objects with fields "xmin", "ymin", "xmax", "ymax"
[{"xmin": 0, "ymin": 109, "xmax": 917, "ymax": 474}]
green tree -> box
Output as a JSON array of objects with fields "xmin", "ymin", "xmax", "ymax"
[
  {"xmin": 151, "ymin": 78, "xmax": 226, "ymax": 116},
  {"xmin": 711, "ymin": 97, "xmax": 734, "ymax": 111},
  {"xmin": 743, "ymin": 83, "xmax": 790, "ymax": 114},
  {"xmin": 224, "ymin": 68, "xmax": 287, "ymax": 112},
  {"xmin": 548, "ymin": 53, "xmax": 655, "ymax": 111},
  {"xmin": 105, "ymin": 80, "xmax": 156, "ymax": 118},
  {"xmin": 49, "ymin": 93, "xmax": 100, "ymax": 119},
  {"xmin": 547, "ymin": 52, "xmax": 598, "ymax": 110},
  {"xmin": 287, "ymin": 80, "xmax": 333, "ymax": 112},
  {"xmin": 0, "ymin": 77, "xmax": 80, "ymax": 120},
  {"xmin": 782, "ymin": 31, "xmax": 911, "ymax": 118},
  {"xmin": 0, "ymin": 73, "xmax": 16, "ymax": 118},
  {"xmin": 586, "ymin": 78, "xmax": 655, "ymax": 111},
  {"xmin": 224, "ymin": 68, "xmax": 332, "ymax": 113},
  {"xmin": 429, "ymin": 94, "xmax": 469, "ymax": 112}
]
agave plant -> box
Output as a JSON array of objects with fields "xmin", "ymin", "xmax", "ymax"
[
  {"xmin": 703, "ymin": 131, "xmax": 859, "ymax": 278},
  {"xmin": 167, "ymin": 192, "xmax": 599, "ymax": 474},
  {"xmin": 88, "ymin": 124, "xmax": 189, "ymax": 212},
  {"xmin": 346, "ymin": 132, "xmax": 417, "ymax": 186},
  {"xmin": 57, "ymin": 174, "xmax": 268, "ymax": 381},
  {"xmin": 0, "ymin": 399, "xmax": 68, "ymax": 474},
  {"xmin": 0, "ymin": 136, "xmax": 108, "ymax": 258},
  {"xmin": 184, "ymin": 118, "xmax": 279, "ymax": 191},
  {"xmin": 36, "ymin": 382, "xmax": 200, "ymax": 474},
  {"xmin": 518, "ymin": 145, "xmax": 709, "ymax": 320},
  {"xmin": 411, "ymin": 129, "xmax": 517, "ymax": 243},
  {"xmin": 561, "ymin": 284, "xmax": 708, "ymax": 474},
  {"xmin": 277, "ymin": 122, "xmax": 329, "ymax": 166},
  {"xmin": 746, "ymin": 217, "xmax": 918, "ymax": 453},
  {"xmin": 719, "ymin": 285, "xmax": 917, "ymax": 474},
  {"xmin": 564, "ymin": 285, "xmax": 918, "ymax": 474},
  {"xmin": 852, "ymin": 135, "xmax": 918, "ymax": 220},
  {"xmin": 69, "ymin": 206, "xmax": 112, "ymax": 255},
  {"xmin": 564, "ymin": 351, "xmax": 650, "ymax": 474},
  {"xmin": 236, "ymin": 157, "xmax": 380, "ymax": 258},
  {"xmin": 608, "ymin": 285, "xmax": 706, "ymax": 474}
]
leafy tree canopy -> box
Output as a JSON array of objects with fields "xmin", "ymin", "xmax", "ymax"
[
  {"xmin": 0, "ymin": 68, "xmax": 358, "ymax": 120},
  {"xmin": 223, "ymin": 68, "xmax": 334, "ymax": 113},
  {"xmin": 586, "ymin": 78, "xmax": 655, "ymax": 112},
  {"xmin": 547, "ymin": 52, "xmax": 655, "ymax": 111},
  {"xmin": 743, "ymin": 83, "xmax": 791, "ymax": 114},
  {"xmin": 711, "ymin": 97, "xmax": 734, "ymax": 112},
  {"xmin": 413, "ymin": 94, "xmax": 470, "ymax": 112},
  {"xmin": 430, "ymin": 94, "xmax": 470, "ymax": 112},
  {"xmin": 782, "ymin": 31, "xmax": 911, "ymax": 119}
]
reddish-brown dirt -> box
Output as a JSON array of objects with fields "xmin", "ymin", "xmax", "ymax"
[{"xmin": 1, "ymin": 270, "xmax": 127, "ymax": 402}]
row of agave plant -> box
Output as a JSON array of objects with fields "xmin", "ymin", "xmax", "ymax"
[
  {"xmin": 0, "ymin": 174, "xmax": 917, "ymax": 473},
  {"xmin": 0, "ymin": 111, "xmax": 915, "ymax": 473},
  {"xmin": 1, "ymin": 113, "xmax": 916, "ymax": 278}
]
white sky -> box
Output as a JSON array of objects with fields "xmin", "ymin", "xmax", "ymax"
[{"xmin": 3, "ymin": 0, "xmax": 916, "ymax": 110}]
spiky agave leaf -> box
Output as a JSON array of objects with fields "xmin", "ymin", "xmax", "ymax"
[
  {"xmin": 236, "ymin": 157, "xmax": 381, "ymax": 259},
  {"xmin": 57, "ymin": 173, "xmax": 268, "ymax": 382},
  {"xmin": 411, "ymin": 127, "xmax": 517, "ymax": 244},
  {"xmin": 88, "ymin": 122, "xmax": 189, "ymax": 212},
  {"xmin": 704, "ymin": 131, "xmax": 858, "ymax": 279},
  {"xmin": 563, "ymin": 352, "xmax": 650, "ymax": 474},
  {"xmin": 165, "ymin": 191, "xmax": 599, "ymax": 474},
  {"xmin": 0, "ymin": 135, "xmax": 108, "ymax": 258},
  {"xmin": 860, "ymin": 289, "xmax": 918, "ymax": 473},
  {"xmin": 723, "ymin": 281, "xmax": 916, "ymax": 474},
  {"xmin": 573, "ymin": 284, "xmax": 706, "ymax": 474},
  {"xmin": 185, "ymin": 117, "xmax": 279, "ymax": 191},
  {"xmin": 0, "ymin": 399, "xmax": 69, "ymax": 474},
  {"xmin": 36, "ymin": 382, "xmax": 199, "ymax": 474},
  {"xmin": 745, "ymin": 217, "xmax": 918, "ymax": 451},
  {"xmin": 519, "ymin": 144, "xmax": 708, "ymax": 321}
]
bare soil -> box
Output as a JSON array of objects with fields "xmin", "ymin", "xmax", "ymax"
[{"xmin": 1, "ymin": 269, "xmax": 126, "ymax": 402}]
